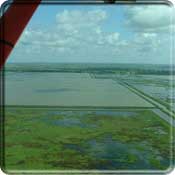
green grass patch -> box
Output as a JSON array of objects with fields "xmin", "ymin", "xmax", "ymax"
[{"xmin": 4, "ymin": 107, "xmax": 173, "ymax": 171}]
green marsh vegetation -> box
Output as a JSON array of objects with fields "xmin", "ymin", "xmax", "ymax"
[{"xmin": 4, "ymin": 107, "xmax": 173, "ymax": 171}]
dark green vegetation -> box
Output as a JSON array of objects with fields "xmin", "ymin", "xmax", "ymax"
[
  {"xmin": 5, "ymin": 107, "xmax": 172, "ymax": 171},
  {"xmin": 6, "ymin": 63, "xmax": 173, "ymax": 75}
]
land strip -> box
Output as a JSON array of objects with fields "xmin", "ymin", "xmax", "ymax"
[
  {"xmin": 116, "ymin": 80, "xmax": 175, "ymax": 127},
  {"xmin": 5, "ymin": 105, "xmax": 155, "ymax": 110}
]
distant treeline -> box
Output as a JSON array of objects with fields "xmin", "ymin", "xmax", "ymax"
[{"xmin": 5, "ymin": 63, "xmax": 174, "ymax": 75}]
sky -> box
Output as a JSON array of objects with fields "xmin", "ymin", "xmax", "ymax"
[{"xmin": 7, "ymin": 4, "xmax": 174, "ymax": 64}]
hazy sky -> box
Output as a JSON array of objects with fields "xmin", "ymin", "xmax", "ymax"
[{"xmin": 8, "ymin": 4, "xmax": 174, "ymax": 64}]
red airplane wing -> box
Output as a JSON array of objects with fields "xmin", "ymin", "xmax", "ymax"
[{"xmin": 0, "ymin": 0, "xmax": 41, "ymax": 68}]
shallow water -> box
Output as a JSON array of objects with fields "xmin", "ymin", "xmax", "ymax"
[
  {"xmin": 36, "ymin": 110, "xmax": 138, "ymax": 128},
  {"xmin": 35, "ymin": 88, "xmax": 79, "ymax": 93},
  {"xmin": 64, "ymin": 136, "xmax": 169, "ymax": 170},
  {"xmin": 124, "ymin": 74, "xmax": 175, "ymax": 104},
  {"xmin": 5, "ymin": 72, "xmax": 153, "ymax": 107},
  {"xmin": 95, "ymin": 111, "xmax": 138, "ymax": 117}
]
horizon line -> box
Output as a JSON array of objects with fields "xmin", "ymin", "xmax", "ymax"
[{"xmin": 6, "ymin": 62, "xmax": 173, "ymax": 66}]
